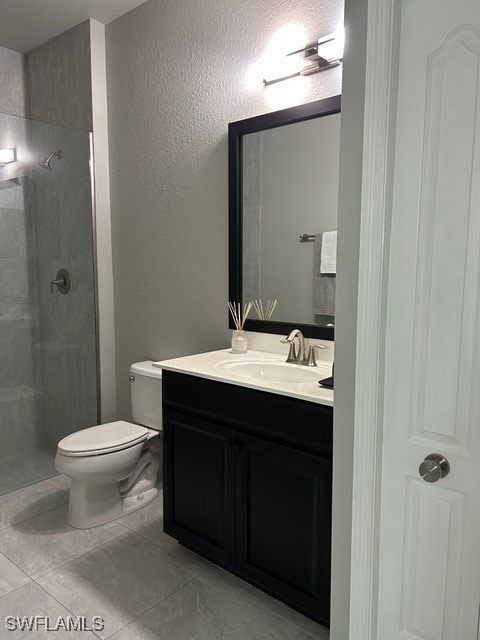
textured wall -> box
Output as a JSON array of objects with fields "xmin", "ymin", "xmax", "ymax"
[
  {"xmin": 0, "ymin": 46, "xmax": 27, "ymax": 118},
  {"xmin": 25, "ymin": 21, "xmax": 92, "ymax": 132},
  {"xmin": 106, "ymin": 0, "xmax": 343, "ymax": 419}
]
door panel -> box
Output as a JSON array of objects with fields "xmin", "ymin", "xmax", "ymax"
[
  {"xmin": 163, "ymin": 411, "xmax": 235, "ymax": 568},
  {"xmin": 400, "ymin": 479, "xmax": 465, "ymax": 639},
  {"xmin": 409, "ymin": 26, "xmax": 480, "ymax": 456},
  {"xmin": 377, "ymin": 1, "xmax": 480, "ymax": 638}
]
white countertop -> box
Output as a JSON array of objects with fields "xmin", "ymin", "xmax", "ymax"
[{"xmin": 154, "ymin": 349, "xmax": 334, "ymax": 407}]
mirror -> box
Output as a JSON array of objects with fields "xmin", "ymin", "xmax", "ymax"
[{"xmin": 228, "ymin": 96, "xmax": 341, "ymax": 339}]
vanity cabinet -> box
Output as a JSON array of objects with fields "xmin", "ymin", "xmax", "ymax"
[{"xmin": 162, "ymin": 370, "xmax": 333, "ymax": 626}]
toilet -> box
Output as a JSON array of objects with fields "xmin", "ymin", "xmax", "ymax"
[{"xmin": 55, "ymin": 361, "xmax": 163, "ymax": 529}]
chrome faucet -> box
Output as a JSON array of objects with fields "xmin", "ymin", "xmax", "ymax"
[
  {"xmin": 281, "ymin": 329, "xmax": 327, "ymax": 366},
  {"xmin": 281, "ymin": 329, "xmax": 307, "ymax": 364}
]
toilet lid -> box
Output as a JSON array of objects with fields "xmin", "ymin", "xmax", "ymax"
[{"xmin": 58, "ymin": 421, "xmax": 150, "ymax": 457}]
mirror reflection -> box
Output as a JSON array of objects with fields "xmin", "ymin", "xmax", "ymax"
[{"xmin": 242, "ymin": 113, "xmax": 340, "ymax": 327}]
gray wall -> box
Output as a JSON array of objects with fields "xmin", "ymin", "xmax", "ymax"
[
  {"xmin": 106, "ymin": 0, "xmax": 343, "ymax": 419},
  {"xmin": 25, "ymin": 21, "xmax": 92, "ymax": 132},
  {"xmin": 0, "ymin": 46, "xmax": 27, "ymax": 118},
  {"xmin": 330, "ymin": 0, "xmax": 368, "ymax": 638}
]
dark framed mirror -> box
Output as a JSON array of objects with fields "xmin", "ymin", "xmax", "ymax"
[{"xmin": 228, "ymin": 95, "xmax": 341, "ymax": 339}]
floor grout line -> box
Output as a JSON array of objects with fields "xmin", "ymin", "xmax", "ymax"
[
  {"xmin": 0, "ymin": 474, "xmax": 60, "ymax": 499},
  {"xmin": 0, "ymin": 578, "xmax": 33, "ymax": 601},
  {"xmin": 201, "ymin": 569, "xmax": 306, "ymax": 634},
  {"xmin": 33, "ymin": 526, "xmax": 133, "ymax": 581},
  {"xmin": 198, "ymin": 565, "xmax": 328, "ymax": 638},
  {"xmin": 0, "ymin": 549, "xmax": 33, "ymax": 582},
  {"xmin": 0, "ymin": 485, "xmax": 70, "ymax": 532},
  {"xmin": 33, "ymin": 521, "xmax": 175, "ymax": 584},
  {"xmin": 101, "ymin": 572, "xmax": 201, "ymax": 639},
  {"xmin": 30, "ymin": 578, "xmax": 103, "ymax": 640},
  {"xmin": 0, "ymin": 522, "xmax": 131, "ymax": 582}
]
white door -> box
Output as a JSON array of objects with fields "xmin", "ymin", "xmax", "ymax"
[{"xmin": 377, "ymin": 1, "xmax": 480, "ymax": 638}]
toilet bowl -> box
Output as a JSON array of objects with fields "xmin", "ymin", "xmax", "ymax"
[{"xmin": 55, "ymin": 361, "xmax": 163, "ymax": 529}]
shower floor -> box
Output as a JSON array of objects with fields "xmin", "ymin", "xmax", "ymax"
[{"xmin": 0, "ymin": 447, "xmax": 57, "ymax": 496}]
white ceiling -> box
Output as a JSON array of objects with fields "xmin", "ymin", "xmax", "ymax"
[{"xmin": 0, "ymin": 0, "xmax": 149, "ymax": 53}]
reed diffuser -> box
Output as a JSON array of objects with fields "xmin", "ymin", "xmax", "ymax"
[
  {"xmin": 252, "ymin": 299, "xmax": 278, "ymax": 320},
  {"xmin": 228, "ymin": 301, "xmax": 252, "ymax": 353}
]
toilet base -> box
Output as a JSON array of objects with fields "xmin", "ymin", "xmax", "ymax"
[
  {"xmin": 65, "ymin": 448, "xmax": 161, "ymax": 529},
  {"xmin": 67, "ymin": 481, "xmax": 158, "ymax": 529}
]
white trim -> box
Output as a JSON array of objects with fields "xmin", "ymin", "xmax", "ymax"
[
  {"xmin": 349, "ymin": 0, "xmax": 401, "ymax": 638},
  {"xmin": 89, "ymin": 19, "xmax": 117, "ymax": 422}
]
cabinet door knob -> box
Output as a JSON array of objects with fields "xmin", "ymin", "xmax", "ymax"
[{"xmin": 419, "ymin": 453, "xmax": 450, "ymax": 483}]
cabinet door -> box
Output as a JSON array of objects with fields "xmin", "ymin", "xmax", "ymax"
[
  {"xmin": 236, "ymin": 433, "xmax": 332, "ymax": 625},
  {"xmin": 163, "ymin": 410, "xmax": 235, "ymax": 568}
]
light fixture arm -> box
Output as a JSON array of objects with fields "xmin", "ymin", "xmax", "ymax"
[{"xmin": 263, "ymin": 28, "xmax": 344, "ymax": 87}]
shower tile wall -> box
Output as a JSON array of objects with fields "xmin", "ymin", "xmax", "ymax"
[
  {"xmin": 30, "ymin": 119, "xmax": 97, "ymax": 449},
  {"xmin": 25, "ymin": 21, "xmax": 92, "ymax": 132}
]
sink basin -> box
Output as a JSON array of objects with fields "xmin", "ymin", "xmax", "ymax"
[{"xmin": 217, "ymin": 360, "xmax": 330, "ymax": 385}]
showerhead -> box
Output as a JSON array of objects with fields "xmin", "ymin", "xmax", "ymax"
[{"xmin": 39, "ymin": 150, "xmax": 62, "ymax": 170}]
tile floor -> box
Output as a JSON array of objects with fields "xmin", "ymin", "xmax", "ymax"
[
  {"xmin": 0, "ymin": 477, "xmax": 329, "ymax": 639},
  {"xmin": 0, "ymin": 448, "xmax": 56, "ymax": 496}
]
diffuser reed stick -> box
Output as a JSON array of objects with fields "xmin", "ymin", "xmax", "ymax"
[
  {"xmin": 252, "ymin": 299, "xmax": 278, "ymax": 320},
  {"xmin": 228, "ymin": 301, "xmax": 252, "ymax": 330},
  {"xmin": 266, "ymin": 299, "xmax": 278, "ymax": 320}
]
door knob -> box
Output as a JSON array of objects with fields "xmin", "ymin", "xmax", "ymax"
[{"xmin": 419, "ymin": 453, "xmax": 450, "ymax": 483}]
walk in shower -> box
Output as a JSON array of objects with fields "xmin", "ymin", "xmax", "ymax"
[{"xmin": 0, "ymin": 111, "xmax": 98, "ymax": 495}]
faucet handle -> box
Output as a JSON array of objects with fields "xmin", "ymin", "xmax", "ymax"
[{"xmin": 306, "ymin": 344, "xmax": 327, "ymax": 367}]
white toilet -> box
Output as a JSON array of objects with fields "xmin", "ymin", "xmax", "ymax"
[{"xmin": 55, "ymin": 361, "xmax": 163, "ymax": 529}]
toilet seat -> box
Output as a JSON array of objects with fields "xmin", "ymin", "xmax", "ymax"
[{"xmin": 58, "ymin": 421, "xmax": 150, "ymax": 457}]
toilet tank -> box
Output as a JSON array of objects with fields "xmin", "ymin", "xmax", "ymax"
[{"xmin": 129, "ymin": 361, "xmax": 163, "ymax": 430}]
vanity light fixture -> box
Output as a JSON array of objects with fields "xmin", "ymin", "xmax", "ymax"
[
  {"xmin": 263, "ymin": 28, "xmax": 344, "ymax": 86},
  {"xmin": 0, "ymin": 148, "xmax": 16, "ymax": 166}
]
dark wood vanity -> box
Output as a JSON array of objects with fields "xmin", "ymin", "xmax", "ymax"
[{"xmin": 162, "ymin": 370, "xmax": 333, "ymax": 626}]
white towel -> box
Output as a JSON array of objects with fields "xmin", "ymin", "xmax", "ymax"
[
  {"xmin": 314, "ymin": 234, "xmax": 336, "ymax": 316},
  {"xmin": 320, "ymin": 231, "xmax": 337, "ymax": 274}
]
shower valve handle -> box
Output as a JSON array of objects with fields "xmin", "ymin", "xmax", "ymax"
[
  {"xmin": 50, "ymin": 277, "xmax": 65, "ymax": 293},
  {"xmin": 50, "ymin": 269, "xmax": 71, "ymax": 294}
]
